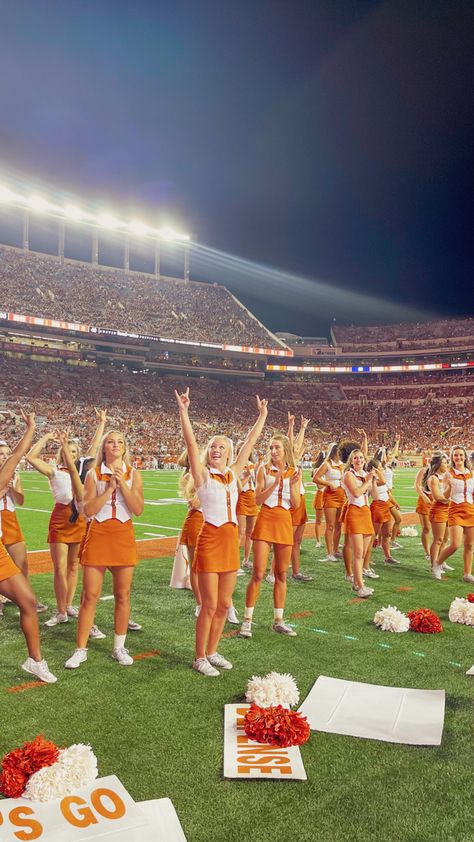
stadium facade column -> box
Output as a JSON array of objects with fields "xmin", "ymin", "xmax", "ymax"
[
  {"xmin": 124, "ymin": 234, "xmax": 130, "ymax": 272},
  {"xmin": 154, "ymin": 242, "xmax": 161, "ymax": 278},
  {"xmin": 92, "ymin": 229, "xmax": 99, "ymax": 265},
  {"xmin": 22, "ymin": 210, "xmax": 29, "ymax": 251},
  {"xmin": 58, "ymin": 221, "xmax": 65, "ymax": 263},
  {"xmin": 184, "ymin": 243, "xmax": 190, "ymax": 282}
]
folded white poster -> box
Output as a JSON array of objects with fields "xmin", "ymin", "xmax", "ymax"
[
  {"xmin": 466, "ymin": 665, "xmax": 474, "ymax": 676},
  {"xmin": 299, "ymin": 675, "xmax": 445, "ymax": 746},
  {"xmin": 223, "ymin": 704, "xmax": 307, "ymax": 780}
]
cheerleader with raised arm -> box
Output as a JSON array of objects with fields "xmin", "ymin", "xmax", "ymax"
[
  {"xmin": 240, "ymin": 433, "xmax": 301, "ymax": 639},
  {"xmin": 312, "ymin": 451, "xmax": 326, "ymax": 549},
  {"xmin": 26, "ymin": 410, "xmax": 107, "ymax": 627},
  {"xmin": 433, "ymin": 445, "xmax": 474, "ymax": 583},
  {"xmin": 65, "ymin": 429, "xmax": 144, "ymax": 669},
  {"xmin": 235, "ymin": 443, "xmax": 260, "ymax": 573},
  {"xmin": 313, "ymin": 442, "xmax": 345, "ymax": 561},
  {"xmin": 0, "ymin": 412, "xmax": 57, "ymax": 683},
  {"xmin": 175, "ymin": 388, "xmax": 268, "ymax": 676},
  {"xmin": 342, "ymin": 449, "xmax": 377, "ymax": 598},
  {"xmin": 426, "ymin": 453, "xmax": 451, "ymax": 572},
  {"xmin": 415, "ymin": 460, "xmax": 432, "ymax": 561},
  {"xmin": 287, "ymin": 413, "xmax": 312, "ymax": 581}
]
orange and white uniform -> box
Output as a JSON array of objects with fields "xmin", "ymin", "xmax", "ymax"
[
  {"xmin": 252, "ymin": 465, "xmax": 296, "ymax": 546},
  {"xmin": 236, "ymin": 464, "xmax": 259, "ymax": 517},
  {"xmin": 80, "ymin": 462, "xmax": 138, "ymax": 567},
  {"xmin": 0, "ymin": 475, "xmax": 25, "ymax": 545},
  {"xmin": 0, "ymin": 509, "xmax": 20, "ymax": 581},
  {"xmin": 429, "ymin": 475, "xmax": 449, "ymax": 523},
  {"xmin": 193, "ymin": 467, "xmax": 240, "ymax": 573},
  {"xmin": 47, "ymin": 466, "xmax": 87, "ymax": 544},
  {"xmin": 291, "ymin": 476, "xmax": 308, "ymax": 526},
  {"xmin": 322, "ymin": 461, "xmax": 346, "ymax": 508},
  {"xmin": 343, "ymin": 469, "xmax": 375, "ymax": 536},
  {"xmin": 416, "ymin": 492, "xmax": 431, "ymax": 517},
  {"xmin": 180, "ymin": 501, "xmax": 204, "ymax": 549},
  {"xmin": 447, "ymin": 469, "xmax": 474, "ymax": 528},
  {"xmin": 370, "ymin": 480, "xmax": 391, "ymax": 524}
]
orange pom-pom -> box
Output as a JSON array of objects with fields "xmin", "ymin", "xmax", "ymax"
[
  {"xmin": 0, "ymin": 735, "xmax": 60, "ymax": 798},
  {"xmin": 408, "ymin": 608, "xmax": 443, "ymax": 633},
  {"xmin": 243, "ymin": 704, "xmax": 311, "ymax": 747}
]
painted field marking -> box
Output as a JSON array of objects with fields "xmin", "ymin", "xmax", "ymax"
[
  {"xmin": 134, "ymin": 650, "xmax": 161, "ymax": 661},
  {"xmin": 100, "ymin": 595, "xmax": 114, "ymax": 601},
  {"xmin": 310, "ymin": 628, "xmax": 330, "ymax": 634},
  {"xmin": 21, "ymin": 506, "xmax": 51, "ymax": 514},
  {"xmin": 135, "ymin": 521, "xmax": 180, "ymax": 530},
  {"xmin": 143, "ymin": 532, "xmax": 168, "ymax": 538},
  {"xmin": 412, "ymin": 652, "xmax": 426, "ymax": 657},
  {"xmin": 344, "ymin": 634, "xmax": 358, "ymax": 640},
  {"xmin": 6, "ymin": 680, "xmax": 47, "ymax": 694}
]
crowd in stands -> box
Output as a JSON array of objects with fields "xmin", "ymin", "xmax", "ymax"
[
  {"xmin": 2, "ymin": 356, "xmax": 473, "ymax": 462},
  {"xmin": 0, "ymin": 246, "xmax": 283, "ymax": 350},
  {"xmin": 332, "ymin": 318, "xmax": 474, "ymax": 353}
]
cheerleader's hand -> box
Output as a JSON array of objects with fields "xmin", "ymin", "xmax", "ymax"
[
  {"xmin": 19, "ymin": 409, "xmax": 36, "ymax": 429},
  {"xmin": 113, "ymin": 468, "xmax": 124, "ymax": 484},
  {"xmin": 175, "ymin": 388, "xmax": 190, "ymax": 412},
  {"xmin": 95, "ymin": 408, "xmax": 107, "ymax": 423},
  {"xmin": 290, "ymin": 467, "xmax": 302, "ymax": 486},
  {"xmin": 57, "ymin": 430, "xmax": 70, "ymax": 448},
  {"xmin": 287, "ymin": 412, "xmax": 295, "ymax": 426},
  {"xmin": 109, "ymin": 475, "xmax": 118, "ymax": 492},
  {"xmin": 256, "ymin": 396, "xmax": 268, "ymax": 418}
]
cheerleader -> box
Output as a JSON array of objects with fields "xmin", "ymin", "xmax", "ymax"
[
  {"xmin": 235, "ymin": 443, "xmax": 259, "ymax": 572},
  {"xmin": 426, "ymin": 453, "xmax": 450, "ymax": 570},
  {"xmin": 415, "ymin": 463, "xmax": 432, "ymax": 560},
  {"xmin": 0, "ymin": 442, "xmax": 48, "ymax": 613},
  {"xmin": 342, "ymin": 449, "xmax": 376, "ymax": 598},
  {"xmin": 65, "ymin": 429, "xmax": 144, "ymax": 669},
  {"xmin": 26, "ymin": 410, "xmax": 107, "ymax": 627},
  {"xmin": 240, "ymin": 433, "xmax": 301, "ymax": 639},
  {"xmin": 366, "ymin": 457, "xmax": 391, "ymax": 572},
  {"xmin": 288, "ymin": 414, "xmax": 312, "ymax": 581},
  {"xmin": 314, "ymin": 442, "xmax": 345, "ymax": 561},
  {"xmin": 376, "ymin": 439, "xmax": 402, "ymax": 550},
  {"xmin": 433, "ymin": 446, "xmax": 474, "ymax": 582},
  {"xmin": 0, "ymin": 412, "xmax": 56, "ymax": 682},
  {"xmin": 312, "ymin": 451, "xmax": 326, "ymax": 548},
  {"xmin": 175, "ymin": 388, "xmax": 267, "ymax": 676}
]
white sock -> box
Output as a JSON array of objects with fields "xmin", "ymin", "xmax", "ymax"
[
  {"xmin": 207, "ymin": 652, "xmax": 217, "ymax": 658},
  {"xmin": 114, "ymin": 633, "xmax": 126, "ymax": 650},
  {"xmin": 244, "ymin": 606, "xmax": 254, "ymax": 620},
  {"xmin": 274, "ymin": 608, "xmax": 284, "ymax": 621},
  {"xmin": 243, "ymin": 558, "xmax": 249, "ymax": 564}
]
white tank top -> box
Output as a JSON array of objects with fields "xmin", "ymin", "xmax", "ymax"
[
  {"xmin": 343, "ymin": 469, "xmax": 369, "ymax": 508},
  {"xmin": 0, "ymin": 475, "xmax": 20, "ymax": 512},
  {"xmin": 383, "ymin": 466, "xmax": 394, "ymax": 490},
  {"xmin": 48, "ymin": 467, "xmax": 74, "ymax": 505},
  {"xmin": 262, "ymin": 465, "xmax": 294, "ymax": 510},
  {"xmin": 324, "ymin": 460, "xmax": 343, "ymax": 488},
  {"xmin": 92, "ymin": 462, "xmax": 134, "ymax": 523},
  {"xmin": 372, "ymin": 481, "xmax": 389, "ymax": 503},
  {"xmin": 197, "ymin": 467, "xmax": 238, "ymax": 527},
  {"xmin": 449, "ymin": 469, "xmax": 474, "ymax": 505},
  {"xmin": 240, "ymin": 464, "xmax": 256, "ymax": 493}
]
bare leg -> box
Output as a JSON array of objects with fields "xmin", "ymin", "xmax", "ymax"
[
  {"xmin": 291, "ymin": 524, "xmax": 305, "ymax": 575},
  {"xmin": 0, "ymin": 574, "xmax": 41, "ymax": 660},
  {"xmin": 112, "ymin": 566, "xmax": 134, "ymax": 634},
  {"xmin": 66, "ymin": 542, "xmax": 81, "ymax": 607},
  {"xmin": 324, "ymin": 508, "xmax": 337, "ymax": 556},
  {"xmin": 76, "ymin": 566, "xmax": 106, "ymax": 648},
  {"xmin": 49, "ymin": 542, "xmax": 69, "ymax": 614},
  {"xmin": 245, "ymin": 541, "xmax": 270, "ymax": 607},
  {"xmin": 418, "ymin": 514, "xmax": 431, "ymax": 556},
  {"xmin": 195, "ymin": 572, "xmax": 218, "ymax": 660},
  {"xmin": 207, "ymin": 571, "xmax": 237, "ymax": 655},
  {"xmin": 273, "ymin": 544, "xmax": 292, "ymax": 609}
]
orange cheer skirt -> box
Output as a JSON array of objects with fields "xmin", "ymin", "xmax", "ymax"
[
  {"xmin": 236, "ymin": 489, "xmax": 259, "ymax": 517},
  {"xmin": 429, "ymin": 501, "xmax": 449, "ymax": 524},
  {"xmin": 48, "ymin": 503, "xmax": 87, "ymax": 545},
  {"xmin": 1, "ymin": 510, "xmax": 25, "ymax": 545},
  {"xmin": 80, "ymin": 519, "xmax": 138, "ymax": 567},
  {"xmin": 324, "ymin": 487, "xmax": 346, "ymax": 509},
  {"xmin": 0, "ymin": 542, "xmax": 20, "ymax": 581},
  {"xmin": 180, "ymin": 509, "xmax": 204, "ymax": 549},
  {"xmin": 416, "ymin": 496, "xmax": 431, "ymax": 517},
  {"xmin": 344, "ymin": 504, "xmax": 374, "ymax": 536},
  {"xmin": 291, "ymin": 495, "xmax": 308, "ymax": 526},
  {"xmin": 252, "ymin": 505, "xmax": 294, "ymax": 546},
  {"xmin": 448, "ymin": 501, "xmax": 474, "ymax": 528},
  {"xmin": 193, "ymin": 521, "xmax": 240, "ymax": 573},
  {"xmin": 370, "ymin": 499, "xmax": 391, "ymax": 524},
  {"xmin": 313, "ymin": 490, "xmax": 324, "ymax": 511}
]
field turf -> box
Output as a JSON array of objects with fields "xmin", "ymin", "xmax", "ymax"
[{"xmin": 1, "ymin": 469, "xmax": 473, "ymax": 842}]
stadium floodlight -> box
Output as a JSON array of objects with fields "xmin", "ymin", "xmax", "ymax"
[
  {"xmin": 158, "ymin": 226, "xmax": 190, "ymax": 242},
  {"xmin": 0, "ymin": 186, "xmax": 21, "ymax": 203},
  {"xmin": 27, "ymin": 194, "xmax": 60, "ymax": 213},
  {"xmin": 64, "ymin": 205, "xmax": 87, "ymax": 221},
  {"xmin": 128, "ymin": 220, "xmax": 151, "ymax": 237},
  {"xmin": 97, "ymin": 213, "xmax": 121, "ymax": 229}
]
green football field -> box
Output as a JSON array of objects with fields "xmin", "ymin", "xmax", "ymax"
[{"xmin": 1, "ymin": 469, "xmax": 474, "ymax": 842}]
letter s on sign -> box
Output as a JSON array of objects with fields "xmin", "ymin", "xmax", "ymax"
[
  {"xmin": 8, "ymin": 807, "xmax": 43, "ymax": 841},
  {"xmin": 60, "ymin": 796, "xmax": 98, "ymax": 828}
]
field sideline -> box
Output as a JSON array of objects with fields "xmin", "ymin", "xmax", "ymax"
[{"xmin": 2, "ymin": 468, "xmax": 473, "ymax": 842}]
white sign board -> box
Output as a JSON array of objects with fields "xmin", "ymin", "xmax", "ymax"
[{"xmin": 223, "ymin": 704, "xmax": 307, "ymax": 780}]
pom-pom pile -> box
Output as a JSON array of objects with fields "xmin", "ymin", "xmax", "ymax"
[
  {"xmin": 373, "ymin": 605, "xmax": 410, "ymax": 633},
  {"xmin": 0, "ymin": 736, "xmax": 98, "ymax": 801}
]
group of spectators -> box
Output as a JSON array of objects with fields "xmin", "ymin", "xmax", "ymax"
[
  {"xmin": 332, "ymin": 318, "xmax": 474, "ymax": 353},
  {"xmin": 0, "ymin": 246, "xmax": 283, "ymax": 350}
]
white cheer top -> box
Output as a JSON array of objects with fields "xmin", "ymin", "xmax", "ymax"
[
  {"xmin": 240, "ymin": 464, "xmax": 256, "ymax": 493},
  {"xmin": 383, "ymin": 466, "xmax": 394, "ymax": 490},
  {"xmin": 0, "ymin": 475, "xmax": 20, "ymax": 512},
  {"xmin": 92, "ymin": 462, "xmax": 134, "ymax": 523},
  {"xmin": 197, "ymin": 467, "xmax": 238, "ymax": 527},
  {"xmin": 323, "ymin": 460, "xmax": 343, "ymax": 488},
  {"xmin": 372, "ymin": 481, "xmax": 389, "ymax": 503},
  {"xmin": 343, "ymin": 469, "xmax": 369, "ymax": 508},
  {"xmin": 448, "ymin": 469, "xmax": 474, "ymax": 504},
  {"xmin": 262, "ymin": 465, "xmax": 295, "ymax": 510},
  {"xmin": 48, "ymin": 466, "xmax": 74, "ymax": 505}
]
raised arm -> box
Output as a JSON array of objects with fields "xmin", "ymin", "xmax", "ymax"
[
  {"xmin": 415, "ymin": 467, "xmax": 431, "ymax": 505},
  {"xmin": 293, "ymin": 415, "xmax": 310, "ymax": 462},
  {"xmin": 0, "ymin": 411, "xmax": 36, "ymax": 491},
  {"xmin": 175, "ymin": 388, "xmax": 206, "ymax": 489},
  {"xmin": 428, "ymin": 474, "xmax": 449, "ymax": 504},
  {"xmin": 232, "ymin": 396, "xmax": 268, "ymax": 476},
  {"xmin": 25, "ymin": 431, "xmax": 57, "ymax": 478},
  {"xmin": 313, "ymin": 460, "xmax": 334, "ymax": 489},
  {"xmin": 10, "ymin": 473, "xmax": 25, "ymax": 506},
  {"xmin": 355, "ymin": 429, "xmax": 368, "ymax": 460},
  {"xmin": 86, "ymin": 408, "xmax": 108, "ymax": 458},
  {"xmin": 388, "ymin": 433, "xmax": 400, "ymax": 461},
  {"xmin": 287, "ymin": 413, "xmax": 295, "ymax": 446},
  {"xmin": 58, "ymin": 431, "xmax": 84, "ymax": 502}
]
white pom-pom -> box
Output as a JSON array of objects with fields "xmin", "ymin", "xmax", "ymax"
[
  {"xmin": 374, "ymin": 605, "xmax": 410, "ymax": 633},
  {"xmin": 449, "ymin": 598, "xmax": 474, "ymax": 626},
  {"xmin": 401, "ymin": 526, "xmax": 418, "ymax": 537},
  {"xmin": 246, "ymin": 672, "xmax": 299, "ymax": 708},
  {"xmin": 24, "ymin": 744, "xmax": 98, "ymax": 802}
]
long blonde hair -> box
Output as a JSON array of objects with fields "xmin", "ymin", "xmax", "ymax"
[
  {"xmin": 179, "ymin": 471, "xmax": 200, "ymax": 509},
  {"xmin": 94, "ymin": 429, "xmax": 131, "ymax": 468},
  {"xmin": 343, "ymin": 448, "xmax": 364, "ymax": 473},
  {"xmin": 264, "ymin": 433, "xmax": 295, "ymax": 469}
]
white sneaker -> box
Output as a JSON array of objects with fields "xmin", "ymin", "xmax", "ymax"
[
  {"xmin": 240, "ymin": 618, "xmax": 252, "ymax": 638},
  {"xmin": 22, "ymin": 657, "xmax": 58, "ymax": 683},
  {"xmin": 195, "ymin": 604, "xmax": 201, "ymax": 618},
  {"xmin": 36, "ymin": 602, "xmax": 48, "ymax": 614},
  {"xmin": 227, "ymin": 605, "xmax": 239, "ymax": 625},
  {"xmin": 128, "ymin": 619, "xmax": 142, "ymax": 631},
  {"xmin": 315, "ymin": 541, "xmax": 322, "ymax": 548},
  {"xmin": 89, "ymin": 625, "xmax": 106, "ymax": 640},
  {"xmin": 463, "ymin": 574, "xmax": 474, "ymax": 584},
  {"xmin": 431, "ymin": 566, "xmax": 443, "ymax": 580},
  {"xmin": 391, "ymin": 541, "xmax": 403, "ymax": 549},
  {"xmin": 65, "ymin": 648, "xmax": 88, "ymax": 669},
  {"xmin": 66, "ymin": 605, "xmax": 79, "ymax": 618},
  {"xmin": 236, "ymin": 567, "xmax": 246, "ymax": 576},
  {"xmin": 441, "ymin": 562, "xmax": 454, "ymax": 572},
  {"xmin": 384, "ymin": 557, "xmax": 400, "ymax": 565},
  {"xmin": 344, "ymin": 574, "xmax": 353, "ymax": 582},
  {"xmin": 193, "ymin": 657, "xmax": 219, "ymax": 676},
  {"xmin": 292, "ymin": 571, "xmax": 314, "ymax": 582},
  {"xmin": 265, "ymin": 573, "xmax": 275, "ymax": 585},
  {"xmin": 334, "ymin": 551, "xmax": 343, "ymax": 559},
  {"xmin": 363, "ymin": 568, "xmax": 379, "ymax": 579},
  {"xmin": 207, "ymin": 652, "xmax": 233, "ymax": 670},
  {"xmin": 425, "ymin": 554, "xmax": 431, "ymax": 561},
  {"xmin": 112, "ymin": 647, "xmax": 133, "ymax": 666},
  {"xmin": 242, "ymin": 558, "xmax": 253, "ymax": 569},
  {"xmin": 44, "ymin": 610, "xmax": 68, "ymax": 627},
  {"xmin": 324, "ymin": 554, "xmax": 337, "ymax": 562},
  {"xmin": 272, "ymin": 620, "xmax": 297, "ymax": 636},
  {"xmin": 355, "ymin": 586, "xmax": 373, "ymax": 598}
]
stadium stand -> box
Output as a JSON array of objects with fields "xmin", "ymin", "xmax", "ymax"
[{"xmin": 332, "ymin": 318, "xmax": 474, "ymax": 353}]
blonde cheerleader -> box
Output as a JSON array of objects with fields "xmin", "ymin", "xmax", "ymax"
[
  {"xmin": 314, "ymin": 442, "xmax": 345, "ymax": 561},
  {"xmin": 433, "ymin": 446, "xmax": 474, "ymax": 582},
  {"xmin": 342, "ymin": 449, "xmax": 376, "ymax": 598},
  {"xmin": 426, "ymin": 453, "xmax": 450, "ymax": 570}
]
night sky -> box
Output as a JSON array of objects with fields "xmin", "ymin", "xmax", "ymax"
[{"xmin": 1, "ymin": 0, "xmax": 473, "ymax": 336}]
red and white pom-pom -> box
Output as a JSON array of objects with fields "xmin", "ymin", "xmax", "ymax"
[{"xmin": 243, "ymin": 704, "xmax": 310, "ymax": 747}]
